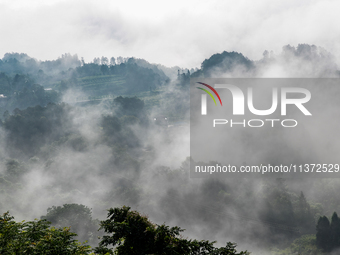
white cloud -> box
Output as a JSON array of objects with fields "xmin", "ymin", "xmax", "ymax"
[{"xmin": 0, "ymin": 0, "xmax": 339, "ymax": 68}]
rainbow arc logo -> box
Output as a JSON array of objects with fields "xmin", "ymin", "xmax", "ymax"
[{"xmin": 196, "ymin": 82, "xmax": 223, "ymax": 106}]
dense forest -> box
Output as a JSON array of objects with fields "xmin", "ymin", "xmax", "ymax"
[{"xmin": 1, "ymin": 44, "xmax": 340, "ymax": 254}]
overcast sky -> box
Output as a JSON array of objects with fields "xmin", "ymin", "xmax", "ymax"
[{"xmin": 0, "ymin": 0, "xmax": 339, "ymax": 68}]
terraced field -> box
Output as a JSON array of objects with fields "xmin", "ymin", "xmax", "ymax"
[
  {"xmin": 71, "ymin": 75, "xmax": 163, "ymax": 107},
  {"xmin": 60, "ymin": 75, "xmax": 184, "ymax": 120},
  {"xmin": 78, "ymin": 75, "xmax": 127, "ymax": 96},
  {"xmin": 75, "ymin": 88, "xmax": 164, "ymax": 108},
  {"xmin": 72, "ymin": 82, "xmax": 188, "ymax": 123}
]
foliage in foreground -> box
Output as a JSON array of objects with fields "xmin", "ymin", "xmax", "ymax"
[
  {"xmin": 0, "ymin": 212, "xmax": 92, "ymax": 254},
  {"xmin": 95, "ymin": 205, "xmax": 250, "ymax": 255}
]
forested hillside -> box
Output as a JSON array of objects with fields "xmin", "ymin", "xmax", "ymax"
[{"xmin": 0, "ymin": 45, "xmax": 340, "ymax": 254}]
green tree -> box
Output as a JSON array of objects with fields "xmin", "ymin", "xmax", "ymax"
[
  {"xmin": 271, "ymin": 235, "xmax": 322, "ymax": 255},
  {"xmin": 95, "ymin": 206, "xmax": 250, "ymax": 255},
  {"xmin": 3, "ymin": 103, "xmax": 71, "ymax": 157},
  {"xmin": 0, "ymin": 72, "xmax": 11, "ymax": 95},
  {"xmin": 261, "ymin": 178, "xmax": 297, "ymax": 236},
  {"xmin": 296, "ymin": 191, "xmax": 315, "ymax": 234},
  {"xmin": 330, "ymin": 212, "xmax": 340, "ymax": 248},
  {"xmin": 0, "ymin": 211, "xmax": 91, "ymax": 254},
  {"xmin": 316, "ymin": 216, "xmax": 331, "ymax": 251},
  {"xmin": 201, "ymin": 51, "xmax": 255, "ymax": 77},
  {"xmin": 41, "ymin": 204, "xmax": 99, "ymax": 246},
  {"xmin": 113, "ymin": 96, "xmax": 145, "ymax": 117}
]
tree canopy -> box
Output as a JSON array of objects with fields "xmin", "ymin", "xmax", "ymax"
[
  {"xmin": 95, "ymin": 206, "xmax": 250, "ymax": 255},
  {"xmin": 0, "ymin": 212, "xmax": 91, "ymax": 254}
]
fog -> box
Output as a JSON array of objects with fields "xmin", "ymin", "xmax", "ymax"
[
  {"xmin": 0, "ymin": 43, "xmax": 338, "ymax": 254},
  {"xmin": 1, "ymin": 0, "xmax": 340, "ymax": 68}
]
